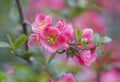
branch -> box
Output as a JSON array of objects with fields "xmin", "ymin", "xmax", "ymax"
[{"xmin": 15, "ymin": 0, "xmax": 28, "ymax": 51}]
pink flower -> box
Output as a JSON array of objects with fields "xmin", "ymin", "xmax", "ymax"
[
  {"xmin": 58, "ymin": 73, "xmax": 76, "ymax": 82},
  {"xmin": 27, "ymin": 34, "xmax": 41, "ymax": 48},
  {"xmin": 40, "ymin": 26, "xmax": 66, "ymax": 52},
  {"xmin": 98, "ymin": 0, "xmax": 120, "ymax": 14},
  {"xmin": 76, "ymin": 68, "xmax": 97, "ymax": 82},
  {"xmin": 56, "ymin": 18, "xmax": 74, "ymax": 41},
  {"xmin": 100, "ymin": 69, "xmax": 120, "ymax": 82},
  {"xmin": 74, "ymin": 50, "xmax": 97, "ymax": 66},
  {"xmin": 81, "ymin": 28, "xmax": 94, "ymax": 49},
  {"xmin": 28, "ymin": 13, "xmax": 74, "ymax": 52},
  {"xmin": 32, "ymin": 13, "xmax": 52, "ymax": 33}
]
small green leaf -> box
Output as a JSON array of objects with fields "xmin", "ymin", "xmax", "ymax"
[
  {"xmin": 0, "ymin": 41, "xmax": 10, "ymax": 48},
  {"xmin": 7, "ymin": 35, "xmax": 15, "ymax": 50},
  {"xmin": 75, "ymin": 29, "xmax": 82, "ymax": 42},
  {"xmin": 67, "ymin": 66, "xmax": 81, "ymax": 74},
  {"xmin": 0, "ymin": 71, "xmax": 6, "ymax": 82},
  {"xmin": 100, "ymin": 36, "xmax": 112, "ymax": 44},
  {"xmin": 81, "ymin": 40, "xmax": 88, "ymax": 49},
  {"xmin": 89, "ymin": 4, "xmax": 103, "ymax": 11},
  {"xmin": 93, "ymin": 33, "xmax": 100, "ymax": 46},
  {"xmin": 13, "ymin": 34, "xmax": 28, "ymax": 49}
]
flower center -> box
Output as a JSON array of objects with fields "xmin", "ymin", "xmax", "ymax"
[
  {"xmin": 39, "ymin": 20, "xmax": 47, "ymax": 29},
  {"xmin": 47, "ymin": 35, "xmax": 56, "ymax": 44}
]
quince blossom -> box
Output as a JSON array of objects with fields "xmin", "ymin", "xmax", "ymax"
[
  {"xmin": 28, "ymin": 13, "xmax": 73, "ymax": 52},
  {"xmin": 73, "ymin": 28, "xmax": 97, "ymax": 66},
  {"xmin": 32, "ymin": 13, "xmax": 52, "ymax": 33},
  {"xmin": 74, "ymin": 50, "xmax": 97, "ymax": 66},
  {"xmin": 40, "ymin": 26, "xmax": 66, "ymax": 52},
  {"xmin": 55, "ymin": 18, "xmax": 74, "ymax": 41}
]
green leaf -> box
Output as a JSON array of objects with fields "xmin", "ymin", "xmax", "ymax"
[
  {"xmin": 7, "ymin": 35, "xmax": 15, "ymax": 50},
  {"xmin": 13, "ymin": 34, "xmax": 28, "ymax": 49},
  {"xmin": 0, "ymin": 71, "xmax": 6, "ymax": 82},
  {"xmin": 89, "ymin": 4, "xmax": 103, "ymax": 11},
  {"xmin": 75, "ymin": 29, "xmax": 82, "ymax": 42},
  {"xmin": 100, "ymin": 36, "xmax": 112, "ymax": 44},
  {"xmin": 70, "ymin": 6, "xmax": 87, "ymax": 16},
  {"xmin": 81, "ymin": 40, "xmax": 88, "ymax": 49},
  {"xmin": 0, "ymin": 41, "xmax": 10, "ymax": 48},
  {"xmin": 67, "ymin": 66, "xmax": 81, "ymax": 74},
  {"xmin": 93, "ymin": 33, "xmax": 100, "ymax": 46}
]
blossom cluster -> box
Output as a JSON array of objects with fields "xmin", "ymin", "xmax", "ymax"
[{"xmin": 28, "ymin": 13, "xmax": 110, "ymax": 67}]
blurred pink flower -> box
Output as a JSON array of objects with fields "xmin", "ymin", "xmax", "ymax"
[
  {"xmin": 26, "ymin": 0, "xmax": 65, "ymax": 22},
  {"xmin": 97, "ymin": 0, "xmax": 120, "ymax": 14},
  {"xmin": 5, "ymin": 66, "xmax": 14, "ymax": 75},
  {"xmin": 76, "ymin": 67, "xmax": 97, "ymax": 82},
  {"xmin": 58, "ymin": 73, "xmax": 76, "ymax": 82},
  {"xmin": 74, "ymin": 11, "xmax": 105, "ymax": 35},
  {"xmin": 27, "ymin": 34, "xmax": 41, "ymax": 48},
  {"xmin": 74, "ymin": 50, "xmax": 97, "ymax": 66},
  {"xmin": 32, "ymin": 13, "xmax": 52, "ymax": 33},
  {"xmin": 49, "ymin": 78, "xmax": 54, "ymax": 82},
  {"xmin": 100, "ymin": 69, "xmax": 120, "ymax": 82}
]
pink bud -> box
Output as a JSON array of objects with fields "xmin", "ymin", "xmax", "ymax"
[{"xmin": 64, "ymin": 44, "xmax": 70, "ymax": 50}]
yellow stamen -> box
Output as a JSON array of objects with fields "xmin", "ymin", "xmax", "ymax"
[
  {"xmin": 47, "ymin": 35, "xmax": 56, "ymax": 44},
  {"xmin": 39, "ymin": 20, "xmax": 47, "ymax": 29}
]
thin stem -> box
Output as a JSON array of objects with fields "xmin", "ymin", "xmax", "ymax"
[
  {"xmin": 15, "ymin": 0, "xmax": 28, "ymax": 51},
  {"xmin": 48, "ymin": 52, "xmax": 56, "ymax": 63}
]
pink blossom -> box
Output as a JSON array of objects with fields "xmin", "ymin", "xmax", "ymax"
[
  {"xmin": 58, "ymin": 73, "xmax": 76, "ymax": 82},
  {"xmin": 74, "ymin": 50, "xmax": 97, "ymax": 66},
  {"xmin": 40, "ymin": 26, "xmax": 66, "ymax": 52},
  {"xmin": 73, "ymin": 28, "xmax": 96, "ymax": 66},
  {"xmin": 74, "ymin": 11, "xmax": 105, "ymax": 35},
  {"xmin": 56, "ymin": 18, "xmax": 74, "ymax": 41},
  {"xmin": 81, "ymin": 28, "xmax": 94, "ymax": 48},
  {"xmin": 100, "ymin": 69, "xmax": 120, "ymax": 82},
  {"xmin": 28, "ymin": 14, "xmax": 74, "ymax": 52},
  {"xmin": 32, "ymin": 13, "xmax": 52, "ymax": 33},
  {"xmin": 27, "ymin": 34, "xmax": 41, "ymax": 48}
]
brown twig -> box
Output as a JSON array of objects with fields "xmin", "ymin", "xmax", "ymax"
[{"xmin": 15, "ymin": 0, "xmax": 28, "ymax": 51}]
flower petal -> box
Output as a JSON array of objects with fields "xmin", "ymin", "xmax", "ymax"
[
  {"xmin": 82, "ymin": 28, "xmax": 93, "ymax": 40},
  {"xmin": 27, "ymin": 34, "xmax": 40, "ymax": 48}
]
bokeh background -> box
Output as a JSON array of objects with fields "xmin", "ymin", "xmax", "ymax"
[{"xmin": 0, "ymin": 0, "xmax": 120, "ymax": 82}]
